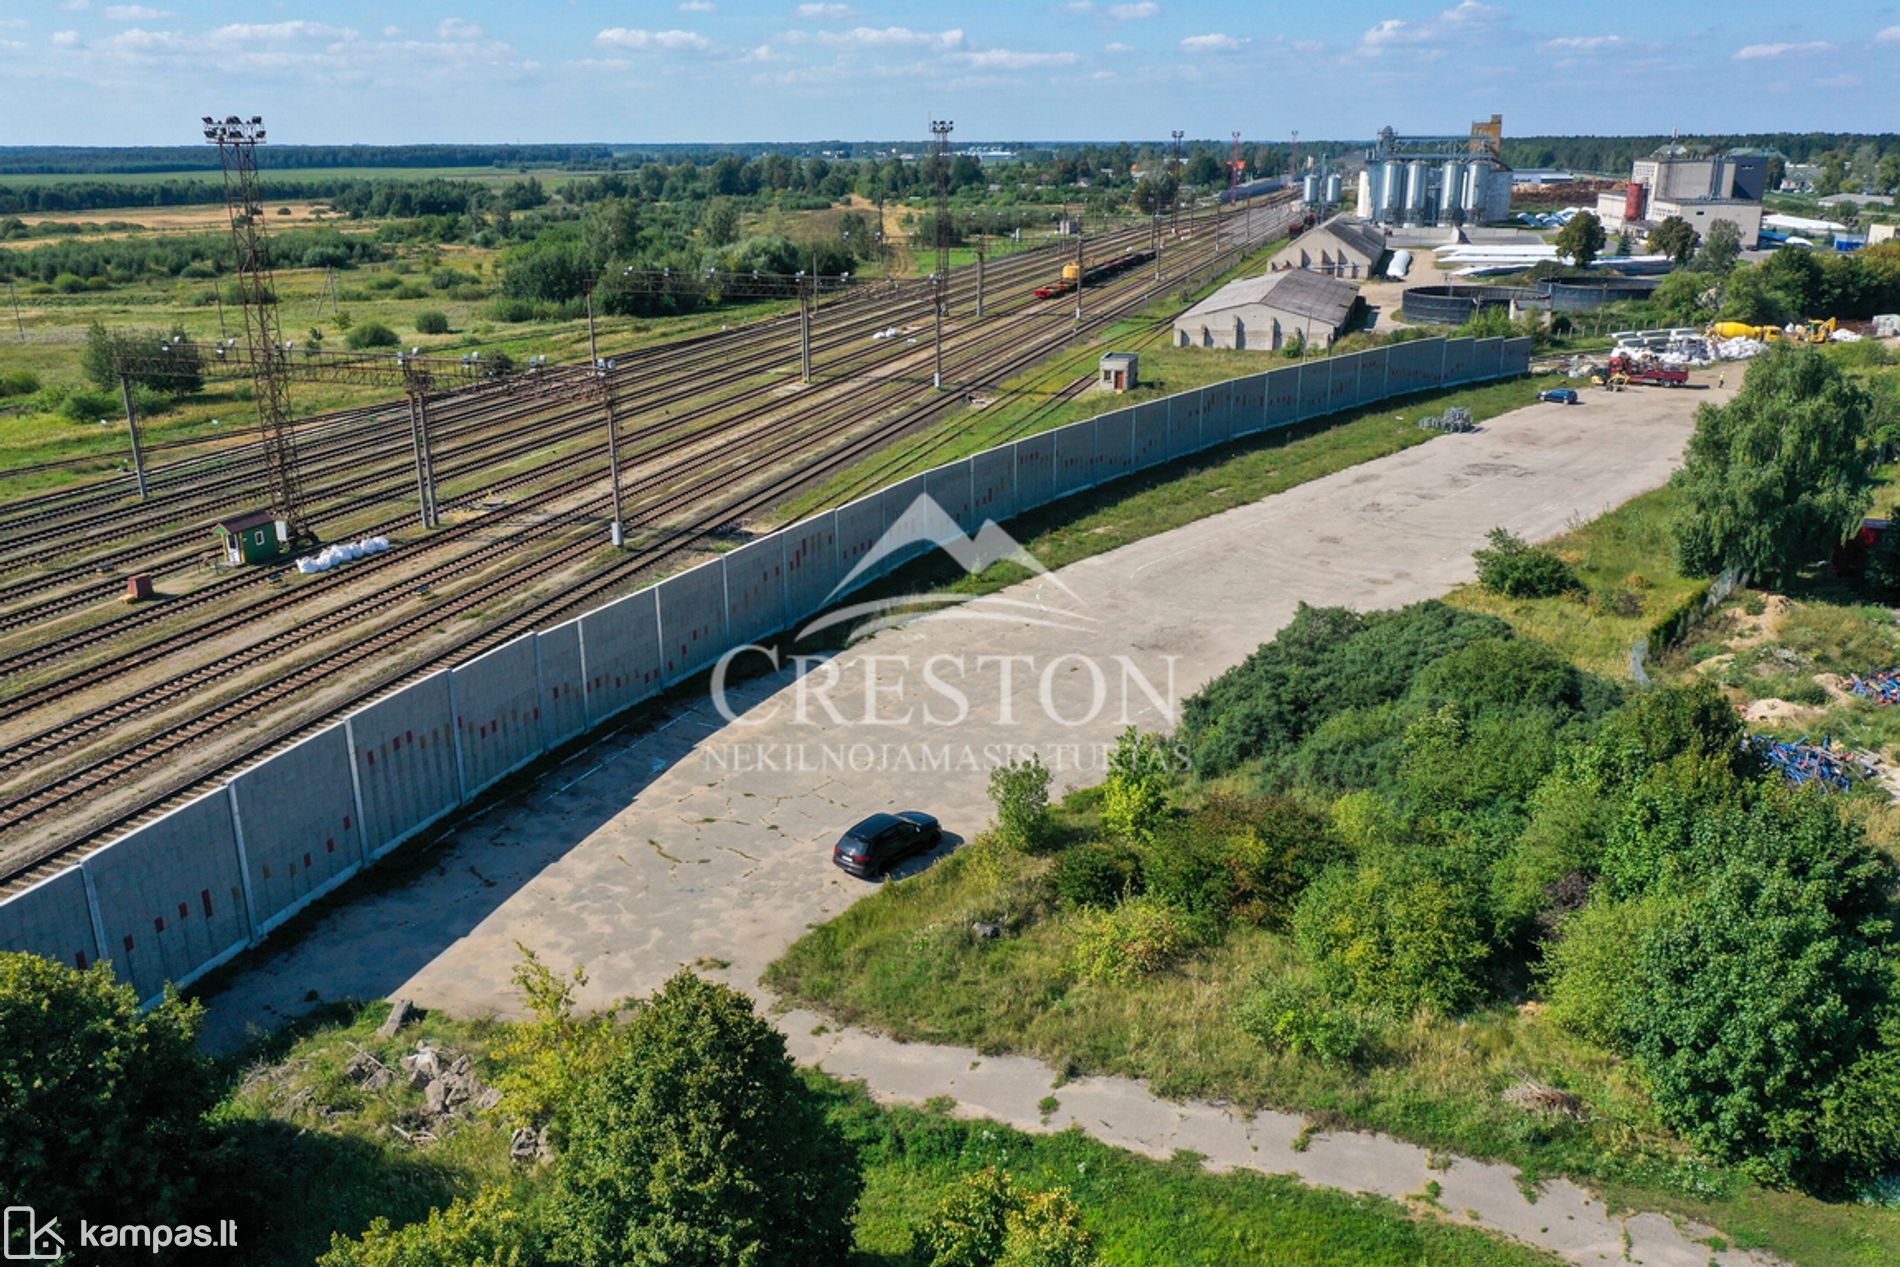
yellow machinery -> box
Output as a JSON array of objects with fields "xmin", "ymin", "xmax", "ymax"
[
  {"xmin": 1061, "ymin": 261, "xmax": 1082, "ymax": 282},
  {"xmin": 1709, "ymin": 321, "xmax": 1780, "ymax": 341}
]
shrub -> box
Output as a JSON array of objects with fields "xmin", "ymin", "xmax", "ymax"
[
  {"xmin": 432, "ymin": 267, "xmax": 478, "ymax": 290},
  {"xmin": 364, "ymin": 273, "xmax": 402, "ymax": 291},
  {"xmin": 1293, "ymin": 862, "xmax": 1492, "ymax": 1015},
  {"xmin": 0, "ymin": 954, "xmax": 213, "ymax": 1240},
  {"xmin": 1237, "ymin": 975, "xmax": 1366, "ymax": 1067},
  {"xmin": 920, "ymin": 1167, "xmax": 1097, "ymax": 1267},
  {"xmin": 547, "ymin": 971, "xmax": 859, "ymax": 1266},
  {"xmin": 1050, "ymin": 842, "xmax": 1141, "ymax": 909},
  {"xmin": 488, "ymin": 296, "xmax": 537, "ymax": 323},
  {"xmin": 58, "ymin": 386, "xmax": 119, "ymax": 421},
  {"xmin": 1540, "ymin": 895, "xmax": 1672, "ymax": 1047},
  {"xmin": 489, "ymin": 948, "xmax": 617, "ymax": 1141},
  {"xmin": 53, "ymin": 271, "xmax": 87, "ymax": 293},
  {"xmin": 988, "ymin": 754, "xmax": 1053, "ymax": 851},
  {"xmin": 394, "ymin": 283, "xmax": 428, "ymax": 301},
  {"xmin": 1472, "ymin": 527, "xmax": 1580, "ymax": 598},
  {"xmin": 414, "ymin": 310, "xmax": 451, "ymax": 335},
  {"xmin": 0, "ymin": 369, "xmax": 40, "ymax": 396},
  {"xmin": 1100, "ymin": 726, "xmax": 1171, "ymax": 843},
  {"xmin": 1068, "ymin": 895, "xmax": 1190, "ymax": 983},
  {"xmin": 318, "ymin": 1186, "xmax": 538, "ymax": 1267},
  {"xmin": 345, "ymin": 320, "xmax": 400, "ymax": 349}
]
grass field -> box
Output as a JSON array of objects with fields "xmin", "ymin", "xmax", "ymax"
[{"xmin": 215, "ymin": 997, "xmax": 1565, "ymax": 1267}]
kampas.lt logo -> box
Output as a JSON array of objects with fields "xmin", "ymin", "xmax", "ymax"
[{"xmin": 3, "ymin": 1206, "xmax": 63, "ymax": 1262}]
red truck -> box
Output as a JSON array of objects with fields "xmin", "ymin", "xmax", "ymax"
[{"xmin": 1607, "ymin": 352, "xmax": 1690, "ymax": 387}]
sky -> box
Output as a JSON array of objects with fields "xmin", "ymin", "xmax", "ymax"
[{"xmin": 0, "ymin": 0, "xmax": 1897, "ymax": 146}]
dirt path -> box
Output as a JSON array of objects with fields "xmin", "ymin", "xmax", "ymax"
[{"xmin": 198, "ymin": 377, "xmax": 1751, "ymax": 1264}]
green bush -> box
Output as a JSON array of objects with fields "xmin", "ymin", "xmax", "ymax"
[
  {"xmin": 1293, "ymin": 862, "xmax": 1492, "ymax": 1016},
  {"xmin": 1472, "ymin": 527, "xmax": 1580, "ymax": 599},
  {"xmin": 344, "ymin": 320, "xmax": 400, "ymax": 349},
  {"xmin": 1068, "ymin": 896, "xmax": 1191, "ymax": 983},
  {"xmin": 1541, "ymin": 895, "xmax": 1673, "ymax": 1047},
  {"xmin": 393, "ymin": 283, "xmax": 428, "ymax": 301},
  {"xmin": 0, "ymin": 954, "xmax": 213, "ymax": 1243},
  {"xmin": 1237, "ymin": 975, "xmax": 1367, "ymax": 1067},
  {"xmin": 988, "ymin": 754, "xmax": 1054, "ymax": 851},
  {"xmin": 58, "ymin": 386, "xmax": 119, "ymax": 420},
  {"xmin": 487, "ymin": 296, "xmax": 537, "ymax": 323},
  {"xmin": 53, "ymin": 271, "xmax": 87, "ymax": 293},
  {"xmin": 364, "ymin": 273, "xmax": 402, "ymax": 291},
  {"xmin": 0, "ymin": 369, "xmax": 40, "ymax": 396},
  {"xmin": 414, "ymin": 310, "xmax": 451, "ymax": 335},
  {"xmin": 1100, "ymin": 727, "xmax": 1170, "ymax": 843},
  {"xmin": 318, "ymin": 1186, "xmax": 537, "ymax": 1267},
  {"xmin": 919, "ymin": 1167, "xmax": 1097, "ymax": 1267},
  {"xmin": 547, "ymin": 971, "xmax": 859, "ymax": 1266},
  {"xmin": 1050, "ymin": 842, "xmax": 1141, "ymax": 909}
]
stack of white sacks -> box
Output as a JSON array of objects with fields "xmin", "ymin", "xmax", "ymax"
[{"xmin": 296, "ymin": 536, "xmax": 391, "ymax": 574}]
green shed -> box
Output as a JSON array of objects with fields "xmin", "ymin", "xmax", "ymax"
[{"xmin": 214, "ymin": 510, "xmax": 288, "ymax": 566}]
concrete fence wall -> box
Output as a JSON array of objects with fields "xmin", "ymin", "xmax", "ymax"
[{"xmin": 0, "ymin": 336, "xmax": 1530, "ymax": 1003}]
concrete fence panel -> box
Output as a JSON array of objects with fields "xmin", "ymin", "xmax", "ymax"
[
  {"xmin": 782, "ymin": 510, "xmax": 840, "ymax": 628},
  {"xmin": 348, "ymin": 670, "xmax": 462, "ymax": 860},
  {"xmin": 1329, "ymin": 351, "xmax": 1360, "ymax": 413},
  {"xmin": 1265, "ymin": 366, "xmax": 1298, "ymax": 429},
  {"xmin": 227, "ymin": 724, "xmax": 363, "ymax": 936},
  {"xmin": 657, "ymin": 558, "xmax": 730, "ymax": 684},
  {"xmin": 970, "ymin": 445, "xmax": 1016, "ymax": 526},
  {"xmin": 1443, "ymin": 336, "xmax": 1475, "ymax": 385},
  {"xmin": 578, "ymin": 588, "xmax": 662, "ymax": 725},
  {"xmin": 452, "ymin": 636, "xmax": 544, "ymax": 798},
  {"xmin": 1473, "ymin": 336, "xmax": 1504, "ymax": 381},
  {"xmin": 536, "ymin": 618, "xmax": 589, "ymax": 747},
  {"xmin": 0, "ymin": 867, "xmax": 100, "ymax": 972},
  {"xmin": 1358, "ymin": 346, "xmax": 1390, "ymax": 402},
  {"xmin": 834, "ymin": 494, "xmax": 885, "ymax": 587},
  {"xmin": 1131, "ymin": 400, "xmax": 1168, "ymax": 467},
  {"xmin": 1295, "ymin": 358, "xmax": 1329, "ymax": 422},
  {"xmin": 1053, "ymin": 420, "xmax": 1096, "ymax": 497},
  {"xmin": 1092, "ymin": 407, "xmax": 1135, "ymax": 482},
  {"xmin": 724, "ymin": 533, "xmax": 788, "ymax": 648},
  {"xmin": 1013, "ymin": 432, "xmax": 1055, "ymax": 512},
  {"xmin": 925, "ymin": 461, "xmax": 976, "ymax": 536},
  {"xmin": 83, "ymin": 792, "xmax": 250, "ymax": 1004},
  {"xmin": 1502, "ymin": 336, "xmax": 1533, "ymax": 377},
  {"xmin": 1167, "ymin": 387, "xmax": 1204, "ymax": 459},
  {"xmin": 1201, "ymin": 380, "xmax": 1235, "ymax": 448},
  {"xmin": 876, "ymin": 474, "xmax": 936, "ymax": 578},
  {"xmin": 1232, "ymin": 373, "xmax": 1268, "ymax": 437}
]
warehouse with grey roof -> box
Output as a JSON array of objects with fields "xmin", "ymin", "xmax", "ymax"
[{"xmin": 1171, "ymin": 270, "xmax": 1363, "ymax": 351}]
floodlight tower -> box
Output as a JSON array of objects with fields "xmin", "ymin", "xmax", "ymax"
[
  {"xmin": 1170, "ymin": 129, "xmax": 1185, "ymax": 236},
  {"xmin": 204, "ymin": 114, "xmax": 307, "ymax": 539},
  {"xmin": 929, "ymin": 118, "xmax": 954, "ymax": 389}
]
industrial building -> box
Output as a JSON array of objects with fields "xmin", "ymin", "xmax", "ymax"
[
  {"xmin": 1171, "ymin": 270, "xmax": 1363, "ymax": 351},
  {"xmin": 1285, "ymin": 215, "xmax": 1389, "ymax": 279},
  {"xmin": 1593, "ymin": 148, "xmax": 1769, "ymax": 248},
  {"xmin": 1353, "ymin": 115, "xmax": 1514, "ymax": 228}
]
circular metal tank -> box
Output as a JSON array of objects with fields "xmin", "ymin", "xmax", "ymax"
[
  {"xmin": 1302, "ymin": 173, "xmax": 1319, "ymax": 203},
  {"xmin": 1439, "ymin": 160, "xmax": 1462, "ymax": 218},
  {"xmin": 1405, "ymin": 160, "xmax": 1429, "ymax": 216},
  {"xmin": 1380, "ymin": 161, "xmax": 1403, "ymax": 215},
  {"xmin": 1463, "ymin": 159, "xmax": 1488, "ymax": 215},
  {"xmin": 1324, "ymin": 172, "xmax": 1342, "ymax": 203}
]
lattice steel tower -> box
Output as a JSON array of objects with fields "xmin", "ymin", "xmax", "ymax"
[
  {"xmin": 929, "ymin": 118, "xmax": 954, "ymax": 388},
  {"xmin": 204, "ymin": 114, "xmax": 307, "ymax": 538}
]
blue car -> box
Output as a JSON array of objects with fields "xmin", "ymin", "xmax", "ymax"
[{"xmin": 1538, "ymin": 388, "xmax": 1580, "ymax": 405}]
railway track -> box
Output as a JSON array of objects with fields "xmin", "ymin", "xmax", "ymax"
[{"xmin": 0, "ymin": 197, "xmax": 1296, "ymax": 887}]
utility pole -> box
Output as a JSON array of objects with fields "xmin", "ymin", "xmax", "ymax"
[
  {"xmin": 974, "ymin": 237, "xmax": 985, "ymax": 319},
  {"xmin": 117, "ymin": 374, "xmax": 150, "ymax": 500},
  {"xmin": 797, "ymin": 271, "xmax": 813, "ymax": 383},
  {"xmin": 7, "ymin": 279, "xmax": 22, "ymax": 342},
  {"xmin": 402, "ymin": 390, "xmax": 437, "ymax": 529},
  {"xmin": 1170, "ymin": 130, "xmax": 1185, "ymax": 238},
  {"xmin": 583, "ymin": 284, "xmax": 626, "ymax": 547},
  {"xmin": 1073, "ymin": 231, "xmax": 1085, "ymax": 325},
  {"xmin": 930, "ymin": 117, "xmax": 954, "ymax": 389}
]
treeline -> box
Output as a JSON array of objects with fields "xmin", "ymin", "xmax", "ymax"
[
  {"xmin": 0, "ymin": 143, "xmax": 622, "ymax": 175},
  {"xmin": 1504, "ymin": 132, "xmax": 1900, "ymax": 174},
  {"xmin": 1648, "ymin": 241, "xmax": 1900, "ymax": 325},
  {"xmin": 0, "ymin": 226, "xmax": 386, "ymax": 284}
]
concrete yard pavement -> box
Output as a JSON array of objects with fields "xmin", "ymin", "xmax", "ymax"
[{"xmin": 201, "ymin": 379, "xmax": 1751, "ymax": 1265}]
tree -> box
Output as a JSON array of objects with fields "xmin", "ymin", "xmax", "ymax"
[
  {"xmin": 1669, "ymin": 345, "xmax": 1879, "ymax": 582},
  {"xmin": 988, "ymin": 753, "xmax": 1054, "ymax": 851},
  {"xmin": 1689, "ymin": 218, "xmax": 1742, "ymax": 275},
  {"xmin": 701, "ymin": 197, "xmax": 740, "ymax": 249},
  {"xmin": 547, "ymin": 971, "xmax": 860, "ymax": 1267},
  {"xmin": 1100, "ymin": 726, "xmax": 1169, "ymax": 843},
  {"xmin": 1553, "ymin": 210, "xmax": 1606, "ymax": 269},
  {"xmin": 83, "ymin": 320, "xmax": 204, "ymax": 396},
  {"xmin": 0, "ymin": 954, "xmax": 213, "ymax": 1244},
  {"xmin": 920, "ymin": 1168, "xmax": 1097, "ymax": 1267},
  {"xmin": 1878, "ymin": 154, "xmax": 1900, "ymax": 196},
  {"xmin": 319, "ymin": 1187, "xmax": 537, "ymax": 1267},
  {"xmin": 1645, "ymin": 215, "xmax": 1699, "ymax": 264},
  {"xmin": 1765, "ymin": 155, "xmax": 1786, "ymax": 192},
  {"xmin": 1652, "ymin": 268, "xmax": 1716, "ymax": 324}
]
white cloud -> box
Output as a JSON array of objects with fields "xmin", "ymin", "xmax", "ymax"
[
  {"xmin": 1734, "ymin": 40, "xmax": 1833, "ymax": 59},
  {"xmin": 437, "ymin": 17, "xmax": 483, "ymax": 41},
  {"xmin": 0, "ymin": 18, "xmax": 27, "ymax": 29},
  {"xmin": 1360, "ymin": 0, "xmax": 1505, "ymax": 55},
  {"xmin": 103, "ymin": 5, "xmax": 171, "ymax": 19},
  {"xmin": 1544, "ymin": 34, "xmax": 1629, "ymax": 51},
  {"xmin": 680, "ymin": 0, "xmax": 716, "ymax": 9},
  {"xmin": 382, "ymin": 25, "xmax": 401, "ymax": 37},
  {"xmin": 208, "ymin": 21, "xmax": 358, "ymax": 44},
  {"xmin": 596, "ymin": 27, "xmax": 713, "ymax": 51},
  {"xmin": 51, "ymin": 29, "xmax": 80, "ymax": 45},
  {"xmin": 1107, "ymin": 1, "xmax": 1158, "ymax": 18},
  {"xmin": 813, "ymin": 26, "xmax": 964, "ymax": 48},
  {"xmin": 1180, "ymin": 32, "xmax": 1242, "ymax": 52},
  {"xmin": 1104, "ymin": 40, "xmax": 1134, "ymax": 53},
  {"xmin": 103, "ymin": 26, "xmax": 183, "ymax": 50},
  {"xmin": 956, "ymin": 47, "xmax": 1079, "ymax": 69},
  {"xmin": 60, "ymin": 0, "xmax": 90, "ymax": 10},
  {"xmin": 1054, "ymin": 0, "xmax": 1095, "ymax": 11},
  {"xmin": 1878, "ymin": 26, "xmax": 1900, "ymax": 43},
  {"xmin": 794, "ymin": 3, "xmax": 856, "ymax": 17}
]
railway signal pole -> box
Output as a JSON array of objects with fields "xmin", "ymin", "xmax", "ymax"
[
  {"xmin": 204, "ymin": 114, "xmax": 308, "ymax": 542},
  {"xmin": 583, "ymin": 284, "xmax": 627, "ymax": 547},
  {"xmin": 1170, "ymin": 130, "xmax": 1184, "ymax": 238},
  {"xmin": 930, "ymin": 118, "xmax": 953, "ymax": 389},
  {"xmin": 117, "ymin": 374, "xmax": 151, "ymax": 500}
]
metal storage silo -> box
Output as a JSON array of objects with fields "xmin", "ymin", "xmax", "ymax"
[
  {"xmin": 1380, "ymin": 161, "xmax": 1403, "ymax": 218},
  {"xmin": 1302, "ymin": 173, "xmax": 1319, "ymax": 204},
  {"xmin": 1324, "ymin": 171, "xmax": 1341, "ymax": 204},
  {"xmin": 1463, "ymin": 159, "xmax": 1487, "ymax": 216},
  {"xmin": 1405, "ymin": 160, "xmax": 1429, "ymax": 220},
  {"xmin": 1439, "ymin": 159, "xmax": 1462, "ymax": 219}
]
